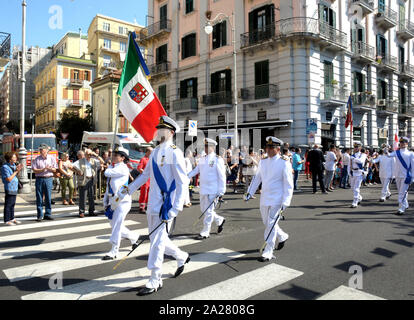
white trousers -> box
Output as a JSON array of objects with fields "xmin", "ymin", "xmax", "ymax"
[
  {"xmin": 395, "ymin": 178, "xmax": 410, "ymax": 210},
  {"xmin": 200, "ymin": 194, "xmax": 224, "ymax": 237},
  {"xmin": 184, "ymin": 189, "xmax": 191, "ymax": 205},
  {"xmin": 109, "ymin": 201, "xmax": 138, "ymax": 249},
  {"xmin": 379, "ymin": 177, "xmax": 392, "ymax": 200},
  {"xmin": 350, "ymin": 175, "xmax": 364, "ymax": 205},
  {"xmin": 260, "ymin": 205, "xmax": 289, "ymax": 260},
  {"xmin": 146, "ymin": 214, "xmax": 188, "ymax": 289}
]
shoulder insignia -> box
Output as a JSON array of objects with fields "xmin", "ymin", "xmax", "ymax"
[
  {"xmin": 281, "ymin": 155, "xmax": 289, "ymax": 161},
  {"xmin": 263, "ymin": 156, "xmax": 268, "ymax": 159},
  {"xmin": 170, "ymin": 145, "xmax": 177, "ymax": 149}
]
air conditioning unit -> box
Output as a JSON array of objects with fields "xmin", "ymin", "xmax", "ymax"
[
  {"xmin": 376, "ymin": 12, "xmax": 383, "ymax": 18},
  {"xmin": 377, "ymin": 99, "xmax": 386, "ymax": 106}
]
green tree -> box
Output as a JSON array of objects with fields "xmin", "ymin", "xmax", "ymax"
[{"xmin": 56, "ymin": 112, "xmax": 93, "ymax": 145}]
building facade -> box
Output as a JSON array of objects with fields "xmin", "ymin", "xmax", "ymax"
[
  {"xmin": 0, "ymin": 67, "xmax": 10, "ymax": 128},
  {"xmin": 143, "ymin": 0, "xmax": 414, "ymax": 150},
  {"xmin": 33, "ymin": 33, "xmax": 95, "ymax": 133}
]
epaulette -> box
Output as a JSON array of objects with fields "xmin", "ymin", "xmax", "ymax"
[
  {"xmin": 171, "ymin": 145, "xmax": 177, "ymax": 149},
  {"xmin": 263, "ymin": 156, "xmax": 268, "ymax": 159},
  {"xmin": 281, "ymin": 155, "xmax": 289, "ymax": 161}
]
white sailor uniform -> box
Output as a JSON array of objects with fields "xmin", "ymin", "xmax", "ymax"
[
  {"xmin": 103, "ymin": 162, "xmax": 139, "ymax": 258},
  {"xmin": 127, "ymin": 139, "xmax": 190, "ymax": 290},
  {"xmin": 246, "ymin": 154, "xmax": 293, "ymax": 260},
  {"xmin": 188, "ymin": 151, "xmax": 226, "ymax": 238},
  {"xmin": 388, "ymin": 148, "xmax": 414, "ymax": 212},
  {"xmin": 348, "ymin": 151, "xmax": 367, "ymax": 207},
  {"xmin": 371, "ymin": 154, "xmax": 395, "ymax": 201}
]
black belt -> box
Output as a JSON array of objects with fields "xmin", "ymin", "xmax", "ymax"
[{"xmin": 36, "ymin": 176, "xmax": 53, "ymax": 179}]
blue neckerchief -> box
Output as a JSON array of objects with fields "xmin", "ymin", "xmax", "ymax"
[
  {"xmin": 350, "ymin": 154, "xmax": 362, "ymax": 176},
  {"xmin": 152, "ymin": 157, "xmax": 176, "ymax": 221},
  {"xmin": 396, "ymin": 150, "xmax": 412, "ymax": 184}
]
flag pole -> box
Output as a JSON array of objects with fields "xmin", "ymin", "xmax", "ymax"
[{"xmin": 112, "ymin": 96, "xmax": 121, "ymax": 149}]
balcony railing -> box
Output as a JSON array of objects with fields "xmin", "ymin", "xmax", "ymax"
[
  {"xmin": 240, "ymin": 84, "xmax": 278, "ymax": 101},
  {"xmin": 351, "ymin": 0, "xmax": 375, "ymax": 14},
  {"xmin": 320, "ymin": 85, "xmax": 349, "ymax": 103},
  {"xmin": 172, "ymin": 97, "xmax": 198, "ymax": 113},
  {"xmin": 102, "ymin": 61, "xmax": 119, "ymax": 70},
  {"xmin": 139, "ymin": 19, "xmax": 172, "ymax": 42},
  {"xmin": 377, "ymin": 99, "xmax": 398, "ymax": 113},
  {"xmin": 68, "ymin": 99, "xmax": 84, "ymax": 108},
  {"xmin": 397, "ymin": 20, "xmax": 414, "ymax": 40},
  {"xmin": 398, "ymin": 104, "xmax": 414, "ymax": 116},
  {"xmin": 318, "ymin": 21, "xmax": 348, "ymax": 49},
  {"xmin": 69, "ymin": 78, "xmax": 84, "ymax": 87},
  {"xmin": 351, "ymin": 41, "xmax": 375, "ymax": 62},
  {"xmin": 400, "ymin": 64, "xmax": 414, "ymax": 79},
  {"xmin": 376, "ymin": 54, "xmax": 398, "ymax": 71},
  {"xmin": 148, "ymin": 61, "xmax": 170, "ymax": 77},
  {"xmin": 351, "ymin": 92, "xmax": 376, "ymax": 107},
  {"xmin": 375, "ymin": 5, "xmax": 398, "ymax": 29},
  {"xmin": 202, "ymin": 91, "xmax": 233, "ymax": 106},
  {"xmin": 240, "ymin": 24, "xmax": 275, "ymax": 48}
]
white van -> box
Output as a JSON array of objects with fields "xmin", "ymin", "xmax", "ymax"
[{"xmin": 81, "ymin": 132, "xmax": 152, "ymax": 170}]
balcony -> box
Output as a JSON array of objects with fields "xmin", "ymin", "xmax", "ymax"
[
  {"xmin": 376, "ymin": 55, "xmax": 398, "ymax": 73},
  {"xmin": 47, "ymin": 78, "xmax": 56, "ymax": 89},
  {"xmin": 351, "ymin": 92, "xmax": 376, "ymax": 112},
  {"xmin": 100, "ymin": 45, "xmax": 119, "ymax": 54},
  {"xmin": 398, "ymin": 104, "xmax": 414, "ymax": 119},
  {"xmin": 397, "ymin": 20, "xmax": 414, "ymax": 41},
  {"xmin": 202, "ymin": 91, "xmax": 233, "ymax": 109},
  {"xmin": 98, "ymin": 26, "xmax": 129, "ymax": 39},
  {"xmin": 139, "ymin": 19, "xmax": 172, "ymax": 45},
  {"xmin": 68, "ymin": 99, "xmax": 85, "ymax": 108},
  {"xmin": 376, "ymin": 99, "xmax": 398, "ymax": 115},
  {"xmin": 318, "ymin": 21, "xmax": 348, "ymax": 51},
  {"xmin": 172, "ymin": 97, "xmax": 198, "ymax": 114},
  {"xmin": 375, "ymin": 6, "xmax": 397, "ymax": 30},
  {"xmin": 400, "ymin": 64, "xmax": 414, "ymax": 80},
  {"xmin": 68, "ymin": 78, "xmax": 84, "ymax": 87},
  {"xmin": 239, "ymin": 84, "xmax": 278, "ymax": 104},
  {"xmin": 320, "ymin": 84, "xmax": 349, "ymax": 107},
  {"xmin": 101, "ymin": 61, "xmax": 119, "ymax": 73},
  {"xmin": 148, "ymin": 61, "xmax": 170, "ymax": 78},
  {"xmin": 240, "ymin": 24, "xmax": 275, "ymax": 49},
  {"xmin": 351, "ymin": 0, "xmax": 375, "ymax": 15},
  {"xmin": 351, "ymin": 41, "xmax": 375, "ymax": 64}
]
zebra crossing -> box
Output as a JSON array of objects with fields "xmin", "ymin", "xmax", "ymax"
[{"xmin": 0, "ymin": 206, "xmax": 387, "ymax": 301}]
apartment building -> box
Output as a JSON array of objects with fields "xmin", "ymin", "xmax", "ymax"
[
  {"xmin": 142, "ymin": 0, "xmax": 414, "ymax": 149},
  {"xmin": 0, "ymin": 67, "xmax": 10, "ymax": 127},
  {"xmin": 33, "ymin": 32, "xmax": 95, "ymax": 133}
]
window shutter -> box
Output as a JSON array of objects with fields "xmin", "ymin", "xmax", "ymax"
[
  {"xmin": 351, "ymin": 72, "xmax": 356, "ymax": 92},
  {"xmin": 222, "ymin": 21, "xmax": 227, "ymax": 46},
  {"xmin": 362, "ymin": 74, "xmax": 366, "ymax": 92},
  {"xmin": 63, "ymin": 88, "xmax": 68, "ymax": 99},
  {"xmin": 181, "ymin": 38, "xmax": 185, "ymax": 60},
  {"xmin": 63, "ymin": 67, "xmax": 69, "ymax": 79},
  {"xmin": 180, "ymin": 80, "xmax": 187, "ymax": 98},
  {"xmin": 225, "ymin": 70, "xmax": 232, "ymax": 92},
  {"xmin": 249, "ymin": 11, "xmax": 254, "ymax": 32},
  {"xmin": 332, "ymin": 10, "xmax": 336, "ymax": 28},
  {"xmin": 192, "ymin": 78, "xmax": 198, "ymax": 98},
  {"xmin": 384, "ymin": 38, "xmax": 388, "ymax": 57},
  {"xmin": 84, "ymin": 90, "xmax": 89, "ymax": 101},
  {"xmin": 80, "ymin": 70, "xmax": 84, "ymax": 80},
  {"xmin": 70, "ymin": 69, "xmax": 75, "ymax": 80},
  {"xmin": 318, "ymin": 4, "xmax": 324, "ymax": 21}
]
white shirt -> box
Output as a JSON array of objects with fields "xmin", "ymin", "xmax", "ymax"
[
  {"xmin": 73, "ymin": 158, "xmax": 94, "ymax": 177},
  {"xmin": 372, "ymin": 155, "xmax": 395, "ymax": 179},
  {"xmin": 348, "ymin": 151, "xmax": 367, "ymax": 177},
  {"xmin": 324, "ymin": 151, "xmax": 337, "ymax": 171},
  {"xmin": 184, "ymin": 157, "xmax": 193, "ymax": 174},
  {"xmin": 247, "ymin": 155, "xmax": 293, "ymax": 207},
  {"xmin": 388, "ymin": 148, "xmax": 414, "ymax": 179},
  {"xmin": 103, "ymin": 162, "xmax": 131, "ymax": 206},
  {"xmin": 342, "ymin": 153, "xmax": 350, "ymax": 166},
  {"xmin": 188, "ymin": 152, "xmax": 226, "ymax": 196},
  {"xmin": 128, "ymin": 140, "xmax": 189, "ymax": 217}
]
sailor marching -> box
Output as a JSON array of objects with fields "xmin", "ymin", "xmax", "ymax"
[
  {"xmin": 387, "ymin": 137, "xmax": 414, "ymax": 215},
  {"xmin": 121, "ymin": 116, "xmax": 191, "ymax": 296},
  {"xmin": 245, "ymin": 137, "xmax": 293, "ymax": 262},
  {"xmin": 188, "ymin": 138, "xmax": 226, "ymax": 240},
  {"xmin": 102, "ymin": 147, "xmax": 140, "ymax": 261},
  {"xmin": 371, "ymin": 144, "xmax": 395, "ymax": 202},
  {"xmin": 348, "ymin": 141, "xmax": 367, "ymax": 208}
]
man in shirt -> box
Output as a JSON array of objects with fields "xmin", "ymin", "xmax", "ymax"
[
  {"xmin": 340, "ymin": 148, "xmax": 351, "ymax": 189},
  {"xmin": 371, "ymin": 145, "xmax": 395, "ymax": 202},
  {"xmin": 307, "ymin": 144, "xmax": 328, "ymax": 194},
  {"xmin": 138, "ymin": 147, "xmax": 153, "ymax": 213},
  {"xmin": 32, "ymin": 144, "xmax": 58, "ymax": 222},
  {"xmin": 324, "ymin": 145, "xmax": 337, "ymax": 191}
]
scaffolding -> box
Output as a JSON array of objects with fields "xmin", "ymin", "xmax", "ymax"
[{"xmin": 0, "ymin": 32, "xmax": 11, "ymax": 69}]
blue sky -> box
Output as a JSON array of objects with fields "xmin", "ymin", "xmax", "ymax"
[{"xmin": 0, "ymin": 0, "xmax": 148, "ymax": 76}]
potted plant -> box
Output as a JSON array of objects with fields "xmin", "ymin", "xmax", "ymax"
[{"xmin": 331, "ymin": 79, "xmax": 338, "ymax": 86}]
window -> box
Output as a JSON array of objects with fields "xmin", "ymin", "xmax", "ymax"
[
  {"xmin": 72, "ymin": 70, "xmax": 80, "ymax": 80},
  {"xmin": 377, "ymin": 80, "xmax": 387, "ymax": 100},
  {"xmin": 248, "ymin": 4, "xmax": 274, "ymax": 32},
  {"xmin": 185, "ymin": 0, "xmax": 194, "ymax": 14},
  {"xmin": 319, "ymin": 4, "xmax": 336, "ymax": 27},
  {"xmin": 120, "ymin": 41, "xmax": 127, "ymax": 53},
  {"xmin": 119, "ymin": 26, "xmax": 128, "ymax": 35},
  {"xmin": 211, "ymin": 70, "xmax": 231, "ymax": 93},
  {"xmin": 399, "ymin": 86, "xmax": 407, "ymax": 105},
  {"xmin": 399, "ymin": 46, "xmax": 405, "ymax": 65},
  {"xmin": 103, "ymin": 22, "xmax": 110, "ymax": 32},
  {"xmin": 103, "ymin": 55, "xmax": 111, "ymax": 67},
  {"xmin": 84, "ymin": 71, "xmax": 90, "ymax": 81},
  {"xmin": 255, "ymin": 60, "xmax": 269, "ymax": 99},
  {"xmin": 104, "ymin": 39, "xmax": 111, "ymax": 49},
  {"xmin": 180, "ymin": 78, "xmax": 198, "ymax": 99},
  {"xmin": 159, "ymin": 85, "xmax": 167, "ymax": 107},
  {"xmin": 352, "ymin": 72, "xmax": 365, "ymax": 93},
  {"xmin": 156, "ymin": 44, "xmax": 168, "ymax": 63},
  {"xmin": 376, "ymin": 34, "xmax": 387, "ymax": 57},
  {"xmin": 160, "ymin": 4, "xmax": 168, "ymax": 29},
  {"xmin": 323, "ymin": 61, "xmax": 334, "ymax": 97},
  {"xmin": 212, "ymin": 21, "xmax": 227, "ymax": 49},
  {"xmin": 181, "ymin": 33, "xmax": 196, "ymax": 59}
]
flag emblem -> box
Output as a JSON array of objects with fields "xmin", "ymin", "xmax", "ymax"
[{"xmin": 129, "ymin": 82, "xmax": 149, "ymax": 104}]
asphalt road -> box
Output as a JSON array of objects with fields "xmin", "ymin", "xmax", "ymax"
[{"xmin": 0, "ymin": 182, "xmax": 413, "ymax": 300}]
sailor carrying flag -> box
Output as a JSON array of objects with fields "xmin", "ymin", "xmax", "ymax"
[
  {"xmin": 119, "ymin": 116, "xmax": 190, "ymax": 296},
  {"xmin": 244, "ymin": 137, "xmax": 293, "ymax": 262}
]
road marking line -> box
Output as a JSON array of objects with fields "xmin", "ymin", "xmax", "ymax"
[
  {"xmin": 5, "ymin": 235, "xmax": 194, "ymax": 283},
  {"xmin": 173, "ymin": 263, "xmax": 303, "ymax": 300},
  {"xmin": 21, "ymin": 247, "xmax": 239, "ymax": 300},
  {"xmin": 0, "ymin": 227, "xmax": 146, "ymax": 261},
  {"xmin": 0, "ymin": 206, "xmax": 79, "ymax": 218},
  {"xmin": 0, "ymin": 220, "xmax": 139, "ymax": 245},
  {"xmin": 317, "ymin": 285, "xmax": 386, "ymax": 300}
]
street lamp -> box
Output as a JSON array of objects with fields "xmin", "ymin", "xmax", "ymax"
[{"xmin": 204, "ymin": 12, "xmax": 238, "ymax": 148}]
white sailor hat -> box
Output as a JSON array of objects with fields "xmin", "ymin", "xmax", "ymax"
[
  {"xmin": 114, "ymin": 147, "xmax": 129, "ymax": 159},
  {"xmin": 204, "ymin": 138, "xmax": 218, "ymax": 146},
  {"xmin": 400, "ymin": 136, "xmax": 410, "ymax": 143},
  {"xmin": 353, "ymin": 141, "xmax": 362, "ymax": 147},
  {"xmin": 156, "ymin": 115, "xmax": 181, "ymax": 133},
  {"xmin": 266, "ymin": 136, "xmax": 283, "ymax": 147}
]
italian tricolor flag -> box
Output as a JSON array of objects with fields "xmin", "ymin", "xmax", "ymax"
[{"xmin": 117, "ymin": 32, "xmax": 166, "ymax": 142}]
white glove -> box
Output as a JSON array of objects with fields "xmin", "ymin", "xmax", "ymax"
[
  {"xmin": 167, "ymin": 208, "xmax": 179, "ymax": 220},
  {"xmin": 244, "ymin": 193, "xmax": 252, "ymax": 202},
  {"xmin": 281, "ymin": 205, "xmax": 287, "ymax": 212},
  {"xmin": 117, "ymin": 185, "xmax": 129, "ymax": 200}
]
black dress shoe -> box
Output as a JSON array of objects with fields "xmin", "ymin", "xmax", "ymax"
[
  {"xmin": 89, "ymin": 212, "xmax": 98, "ymax": 217},
  {"xmin": 102, "ymin": 255, "xmax": 116, "ymax": 261},
  {"xmin": 217, "ymin": 219, "xmax": 226, "ymax": 234},
  {"xmin": 196, "ymin": 235, "xmax": 209, "ymax": 240},
  {"xmin": 174, "ymin": 256, "xmax": 191, "ymax": 278},
  {"xmin": 137, "ymin": 285, "xmax": 162, "ymax": 296},
  {"xmin": 44, "ymin": 216, "xmax": 54, "ymax": 221},
  {"xmin": 257, "ymin": 257, "xmax": 271, "ymax": 262},
  {"xmin": 276, "ymin": 239, "xmax": 287, "ymax": 251},
  {"xmin": 51, "ymin": 200, "xmax": 56, "ymax": 205},
  {"xmin": 379, "ymin": 199, "xmax": 385, "ymax": 202},
  {"xmin": 36, "ymin": 218, "xmax": 43, "ymax": 222}
]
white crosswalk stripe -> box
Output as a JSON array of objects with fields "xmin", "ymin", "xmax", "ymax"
[
  {"xmin": 317, "ymin": 285, "xmax": 386, "ymax": 300},
  {"xmin": 21, "ymin": 248, "xmax": 240, "ymax": 300},
  {"xmin": 173, "ymin": 263, "xmax": 304, "ymax": 300},
  {"xmin": 0, "ymin": 206, "xmax": 79, "ymax": 218}
]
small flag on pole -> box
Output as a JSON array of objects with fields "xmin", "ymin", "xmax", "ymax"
[
  {"xmin": 345, "ymin": 95, "xmax": 353, "ymax": 132},
  {"xmin": 393, "ymin": 132, "xmax": 399, "ymax": 151},
  {"xmin": 117, "ymin": 32, "xmax": 166, "ymax": 143}
]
